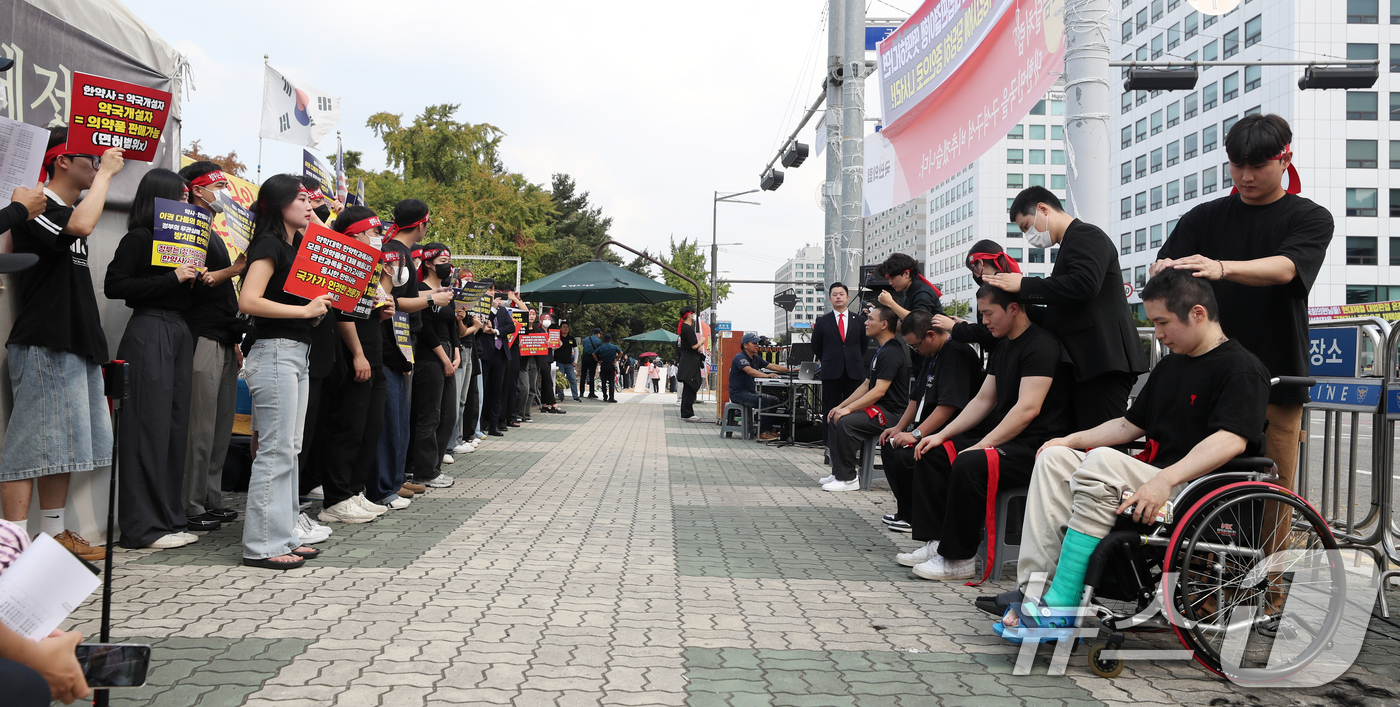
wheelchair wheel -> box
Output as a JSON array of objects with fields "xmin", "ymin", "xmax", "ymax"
[
  {"xmin": 1087, "ymin": 642, "xmax": 1124, "ymax": 678},
  {"xmin": 1162, "ymin": 482, "xmax": 1344, "ymax": 683}
]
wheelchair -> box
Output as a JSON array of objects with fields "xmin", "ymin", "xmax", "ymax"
[{"xmin": 1057, "ymin": 378, "xmax": 1348, "ymax": 682}]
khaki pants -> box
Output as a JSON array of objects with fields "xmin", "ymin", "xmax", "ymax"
[
  {"xmin": 1263, "ymin": 403, "xmax": 1305, "ymax": 560},
  {"xmin": 1017, "ymin": 446, "xmax": 1178, "ymax": 592}
]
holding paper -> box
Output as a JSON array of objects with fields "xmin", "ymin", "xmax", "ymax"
[{"xmin": 0, "ymin": 533, "xmax": 100, "ymax": 640}]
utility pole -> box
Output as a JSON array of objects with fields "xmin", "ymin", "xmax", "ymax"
[
  {"xmin": 711, "ymin": 190, "xmax": 760, "ymax": 357},
  {"xmin": 823, "ymin": 0, "xmax": 843, "ymax": 296},
  {"xmin": 838, "ymin": 0, "xmax": 865, "ymax": 301},
  {"xmin": 1063, "ymin": 0, "xmax": 1112, "ymax": 228}
]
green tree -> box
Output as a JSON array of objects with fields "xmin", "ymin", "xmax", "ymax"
[{"xmin": 944, "ymin": 298, "xmax": 973, "ymax": 319}]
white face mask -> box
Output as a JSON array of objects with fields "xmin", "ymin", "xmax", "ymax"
[{"xmin": 1025, "ymin": 210, "xmax": 1053, "ymax": 249}]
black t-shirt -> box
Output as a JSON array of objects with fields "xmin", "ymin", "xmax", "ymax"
[
  {"xmin": 1125, "ymin": 339, "xmax": 1270, "ymax": 469},
  {"xmin": 1158, "ymin": 193, "xmax": 1333, "ymax": 404},
  {"xmin": 185, "ymin": 237, "xmax": 243, "ymax": 344},
  {"xmin": 380, "ymin": 239, "xmax": 418, "ymax": 370},
  {"xmin": 104, "ymin": 227, "xmax": 193, "ymax": 312},
  {"xmin": 245, "ymin": 232, "xmax": 313, "ymax": 344},
  {"xmin": 900, "ymin": 277, "xmax": 943, "ymax": 316},
  {"xmin": 909, "ymin": 338, "xmax": 984, "ymax": 430},
  {"xmin": 7, "ymin": 194, "xmax": 107, "ymax": 361},
  {"xmin": 866, "ymin": 338, "xmax": 910, "ymax": 418},
  {"xmin": 984, "ymin": 324, "xmax": 1071, "ymax": 445},
  {"xmin": 554, "ymin": 335, "xmax": 576, "ymax": 365},
  {"xmin": 307, "ymin": 312, "xmax": 339, "ymax": 378},
  {"xmin": 414, "ymin": 281, "xmax": 458, "ymax": 360},
  {"xmin": 337, "ymin": 310, "xmax": 384, "ymax": 369},
  {"xmin": 729, "ymin": 350, "xmax": 770, "ymax": 394}
]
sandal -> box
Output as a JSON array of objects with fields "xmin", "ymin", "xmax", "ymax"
[
  {"xmin": 975, "ymin": 589, "xmax": 1023, "ymax": 617},
  {"xmin": 994, "ymin": 597, "xmax": 1080, "ymax": 645},
  {"xmin": 290, "ymin": 546, "xmax": 321, "ymax": 560},
  {"xmin": 242, "ymin": 554, "xmax": 306, "ymax": 570}
]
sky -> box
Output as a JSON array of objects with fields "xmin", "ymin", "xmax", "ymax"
[{"xmin": 123, "ymin": 0, "xmax": 903, "ymax": 336}]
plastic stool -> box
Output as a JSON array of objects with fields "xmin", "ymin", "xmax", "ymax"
[
  {"xmin": 976, "ymin": 486, "xmax": 1028, "ymax": 582},
  {"xmin": 856, "ymin": 437, "xmax": 878, "ymax": 491},
  {"xmin": 720, "ymin": 402, "xmax": 753, "ymax": 439}
]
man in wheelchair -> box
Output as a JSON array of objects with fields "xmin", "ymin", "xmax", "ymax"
[{"xmin": 996, "ymin": 268, "xmax": 1270, "ymax": 642}]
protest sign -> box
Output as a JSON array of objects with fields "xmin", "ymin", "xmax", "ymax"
[
  {"xmin": 454, "ymin": 281, "xmax": 490, "ymax": 313},
  {"xmin": 392, "ymin": 310, "xmax": 414, "ymax": 364},
  {"xmin": 509, "ymin": 310, "xmax": 527, "ymax": 348},
  {"xmin": 520, "ymin": 333, "xmax": 549, "ymax": 356},
  {"xmin": 150, "ymin": 197, "xmax": 211, "ymax": 269},
  {"xmin": 1310, "ymin": 300, "xmax": 1400, "ymax": 323},
  {"xmin": 303, "ymin": 149, "xmax": 335, "ymax": 197},
  {"xmin": 284, "ymin": 222, "xmax": 379, "ymax": 314},
  {"xmin": 67, "ymin": 72, "xmax": 172, "ymax": 162},
  {"xmin": 347, "ymin": 261, "xmax": 386, "ymax": 320},
  {"xmin": 179, "ymin": 155, "xmax": 258, "ymax": 255},
  {"xmin": 547, "ymin": 330, "xmax": 562, "ymax": 349}
]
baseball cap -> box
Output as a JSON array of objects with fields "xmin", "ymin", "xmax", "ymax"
[{"xmin": 741, "ymin": 333, "xmax": 761, "ymax": 346}]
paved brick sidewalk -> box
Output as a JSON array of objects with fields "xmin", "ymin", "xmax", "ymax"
[{"xmin": 66, "ymin": 394, "xmax": 1400, "ymax": 706}]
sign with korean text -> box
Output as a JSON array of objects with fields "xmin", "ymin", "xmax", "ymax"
[
  {"xmin": 392, "ymin": 310, "xmax": 413, "ymax": 364},
  {"xmin": 67, "ymin": 72, "xmax": 171, "ymax": 162},
  {"xmin": 547, "ymin": 330, "xmax": 562, "ymax": 349},
  {"xmin": 179, "ymin": 155, "xmax": 258, "ymax": 255},
  {"xmin": 1310, "ymin": 300, "xmax": 1400, "ymax": 323},
  {"xmin": 150, "ymin": 198, "xmax": 211, "ymax": 269},
  {"xmin": 509, "ymin": 310, "xmax": 526, "ymax": 348},
  {"xmin": 284, "ymin": 222, "xmax": 379, "ymax": 314},
  {"xmin": 347, "ymin": 261, "xmax": 385, "ymax": 320},
  {"xmin": 1308, "ymin": 327, "xmax": 1358, "ymax": 378},
  {"xmin": 715, "ymin": 321, "xmax": 732, "ymax": 332},
  {"xmin": 302, "ymin": 149, "xmax": 334, "ymax": 197},
  {"xmin": 454, "ymin": 281, "xmax": 490, "ymax": 314},
  {"xmin": 520, "ymin": 333, "xmax": 549, "ymax": 356},
  {"xmin": 877, "ymin": 0, "xmax": 1015, "ymax": 129}
]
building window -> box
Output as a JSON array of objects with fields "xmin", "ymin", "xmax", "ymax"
[
  {"xmin": 1030, "ymin": 99, "xmax": 1046, "ymax": 115},
  {"xmin": 1121, "ymin": 126, "xmax": 1133, "ymax": 149},
  {"xmin": 1203, "ymin": 12, "xmax": 1217, "ymax": 29},
  {"xmin": 1204, "ymin": 40, "xmax": 1219, "ymax": 62},
  {"xmin": 1392, "ymin": 92, "xmax": 1400, "ymax": 120},
  {"xmin": 1150, "ymin": 186, "xmax": 1163, "ymax": 211},
  {"xmin": 1166, "ymin": 180, "xmax": 1180, "ymax": 205},
  {"xmin": 1349, "ymin": 0, "xmax": 1379, "ymax": 24},
  {"xmin": 1166, "ymin": 102, "xmax": 1181, "ymax": 129},
  {"xmin": 1347, "ymin": 92, "xmax": 1378, "ymax": 120},
  {"xmin": 1052, "ymin": 174, "xmax": 1066, "ymax": 190},
  {"xmin": 1008, "ymin": 124, "xmax": 1024, "ymax": 139},
  {"xmin": 1347, "ymin": 139, "xmax": 1378, "ymax": 168},
  {"xmin": 1136, "ymin": 155, "xmax": 1148, "ymax": 179},
  {"xmin": 1151, "ymin": 148, "xmax": 1163, "ymax": 173},
  {"xmin": 1202, "ymin": 82, "xmax": 1218, "ymax": 111},
  {"xmin": 1221, "ymin": 162, "xmax": 1233, "ymax": 189},
  {"xmin": 1150, "ymin": 223, "xmax": 1164, "ymax": 248},
  {"xmin": 1121, "ymin": 161, "xmax": 1132, "ymax": 184},
  {"xmin": 1167, "ymin": 140, "xmax": 1180, "ymax": 166},
  {"xmin": 1392, "ymin": 0, "xmax": 1400, "ymax": 22},
  {"xmin": 1169, "ymin": 0, "xmax": 1180, "ymax": 9},
  {"xmin": 1121, "ymin": 91, "xmax": 1133, "ymax": 115},
  {"xmin": 1029, "ymin": 149, "xmax": 1046, "ymax": 164},
  {"xmin": 1029, "ymin": 124, "xmax": 1046, "ymax": 140},
  {"xmin": 1184, "ymin": 173, "xmax": 1198, "ymax": 200},
  {"xmin": 1152, "ymin": 0, "xmax": 1164, "ymax": 21},
  {"xmin": 1184, "ymin": 132, "xmax": 1198, "ymax": 160},
  {"xmin": 1029, "ymin": 174, "xmax": 1046, "ymax": 187},
  {"xmin": 1244, "ymin": 15, "xmax": 1262, "ymax": 47},
  {"xmin": 1223, "ymin": 29, "xmax": 1239, "ymax": 58},
  {"xmin": 1120, "ymin": 233, "xmax": 1131, "ymax": 256},
  {"xmin": 1347, "ymin": 187, "xmax": 1379, "ymax": 216},
  {"xmin": 1029, "ymin": 247, "xmax": 1046, "ymax": 264},
  {"xmin": 1244, "ymin": 65, "xmax": 1261, "ymax": 92},
  {"xmin": 1137, "ymin": 89, "xmax": 1148, "ymax": 106},
  {"xmin": 1203, "ymin": 124, "xmax": 1218, "ymax": 153},
  {"xmin": 1052, "ymin": 125, "xmax": 1064, "ymax": 140},
  {"xmin": 1185, "ymin": 11, "xmax": 1199, "ymax": 38},
  {"xmin": 1223, "ymin": 115, "xmax": 1239, "ymax": 135},
  {"xmin": 1136, "ymin": 118, "xmax": 1147, "ymax": 142},
  {"xmin": 1123, "ymin": 20, "xmax": 1134, "ymax": 42},
  {"xmin": 1151, "ymin": 110, "xmax": 1164, "ymax": 135},
  {"xmin": 1152, "ymin": 34, "xmax": 1164, "ymax": 59},
  {"xmin": 1392, "ymin": 237, "xmax": 1400, "ymax": 265},
  {"xmin": 1007, "ymin": 248, "xmax": 1023, "ymax": 262},
  {"xmin": 1007, "ymin": 174, "xmax": 1024, "ymax": 188},
  {"xmin": 1168, "ymin": 23, "xmax": 1181, "ymax": 51},
  {"xmin": 1184, "ymin": 91, "xmax": 1198, "ymax": 119},
  {"xmin": 1222, "ymin": 73, "xmax": 1239, "ymax": 102},
  {"xmin": 1006, "ymin": 223, "xmax": 1022, "ymax": 238},
  {"xmin": 1348, "ymin": 286, "xmax": 1383, "ymax": 304},
  {"xmin": 1135, "ymin": 191, "xmax": 1147, "ymax": 215},
  {"xmin": 1167, "ymin": 218, "xmax": 1179, "ymax": 238},
  {"xmin": 1245, "ymin": 104, "xmax": 1262, "ymax": 116},
  {"xmin": 1137, "ymin": 7, "xmax": 1147, "ymax": 31},
  {"xmin": 1051, "ymin": 150, "xmax": 1065, "ymax": 165},
  {"xmin": 1348, "ymin": 237, "xmax": 1379, "ymax": 265},
  {"xmin": 1349, "ymin": 43, "xmax": 1380, "ymax": 61},
  {"xmin": 1007, "ymin": 149, "xmax": 1024, "ymax": 164},
  {"xmin": 1203, "ymin": 167, "xmax": 1218, "ymax": 195},
  {"xmin": 1136, "ymin": 266, "xmax": 1147, "ymax": 290},
  {"xmin": 1120, "ymin": 199, "xmax": 1132, "ymax": 221},
  {"xmin": 1390, "ymin": 140, "xmax": 1400, "ymax": 168},
  {"xmin": 1134, "ymin": 229, "xmax": 1147, "ymax": 252}
]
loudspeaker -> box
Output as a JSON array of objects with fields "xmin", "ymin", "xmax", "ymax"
[{"xmin": 793, "ymin": 420, "xmax": 824, "ymax": 443}]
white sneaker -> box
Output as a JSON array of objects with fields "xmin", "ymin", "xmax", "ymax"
[
  {"xmin": 442, "ymin": 454, "xmax": 455, "ymax": 464},
  {"xmin": 453, "ymin": 442, "xmax": 477, "ymax": 454},
  {"xmin": 911, "ymin": 555, "xmax": 976, "ymax": 581},
  {"xmin": 146, "ymin": 533, "xmax": 195, "ymax": 549},
  {"xmin": 319, "ymin": 499, "xmax": 378, "ymax": 524},
  {"xmin": 822, "ymin": 479, "xmax": 859, "ymax": 492},
  {"xmin": 351, "ymin": 493, "xmax": 388, "ymax": 515},
  {"xmin": 175, "ymin": 532, "xmax": 198, "ymax": 542},
  {"xmin": 386, "ymin": 496, "xmax": 411, "ymax": 510},
  {"xmin": 896, "ymin": 540, "xmax": 939, "ymax": 567},
  {"xmin": 305, "ymin": 485, "xmax": 324, "ymax": 500},
  {"xmin": 818, "ymin": 474, "xmax": 836, "ymax": 485},
  {"xmin": 420, "ymin": 473, "xmax": 455, "ymax": 488},
  {"xmin": 295, "ymin": 513, "xmax": 332, "ymax": 544}
]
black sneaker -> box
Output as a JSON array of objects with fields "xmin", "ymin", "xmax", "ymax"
[
  {"xmin": 886, "ymin": 519, "xmax": 912, "ymax": 532},
  {"xmin": 185, "ymin": 514, "xmax": 222, "ymax": 531},
  {"xmin": 207, "ymin": 508, "xmax": 239, "ymax": 521}
]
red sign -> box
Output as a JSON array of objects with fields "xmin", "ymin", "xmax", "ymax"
[
  {"xmin": 284, "ymin": 222, "xmax": 381, "ymax": 314},
  {"xmin": 520, "ymin": 334, "xmax": 549, "ymax": 356},
  {"xmin": 1124, "ymin": 282, "xmax": 1134, "ymax": 298},
  {"xmin": 67, "ymin": 72, "xmax": 172, "ymax": 162},
  {"xmin": 547, "ymin": 330, "xmax": 562, "ymax": 349}
]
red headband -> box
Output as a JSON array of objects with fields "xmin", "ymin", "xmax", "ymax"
[
  {"xmin": 309, "ymin": 189, "xmax": 327, "ymax": 201},
  {"xmin": 341, "ymin": 216, "xmax": 382, "ymax": 236},
  {"xmin": 1229, "ymin": 143, "xmax": 1301, "ymax": 196},
  {"xmin": 966, "ymin": 251, "xmax": 1022, "ymax": 276},
  {"xmin": 386, "ymin": 214, "xmax": 430, "ymax": 237},
  {"xmin": 189, "ymin": 170, "xmax": 228, "ymax": 189},
  {"xmin": 417, "ymin": 247, "xmax": 450, "ymax": 280},
  {"xmin": 916, "ymin": 273, "xmax": 943, "ymax": 298},
  {"xmin": 39, "ymin": 145, "xmax": 68, "ymax": 181},
  {"xmin": 298, "ymin": 185, "xmax": 313, "ymax": 197}
]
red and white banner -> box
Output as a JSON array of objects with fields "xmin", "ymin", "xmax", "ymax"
[{"xmin": 867, "ymin": 0, "xmax": 1065, "ymax": 215}]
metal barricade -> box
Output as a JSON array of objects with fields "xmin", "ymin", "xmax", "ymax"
[
  {"xmin": 1297, "ymin": 317, "xmax": 1391, "ymax": 551},
  {"xmin": 1382, "ymin": 322, "xmax": 1400, "ymax": 564}
]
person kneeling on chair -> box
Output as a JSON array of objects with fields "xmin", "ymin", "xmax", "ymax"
[
  {"xmin": 729, "ymin": 333, "xmax": 792, "ymax": 441},
  {"xmin": 995, "ymin": 269, "xmax": 1269, "ymax": 642},
  {"xmin": 822, "ymin": 306, "xmax": 909, "ymax": 492}
]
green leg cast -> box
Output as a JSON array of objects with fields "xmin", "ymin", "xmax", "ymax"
[{"xmin": 1041, "ymin": 528, "xmax": 1103, "ymax": 609}]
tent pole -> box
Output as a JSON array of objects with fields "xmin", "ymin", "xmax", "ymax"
[{"xmin": 594, "ymin": 240, "xmax": 703, "ymax": 315}]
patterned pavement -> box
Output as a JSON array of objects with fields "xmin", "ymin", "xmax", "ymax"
[{"xmin": 65, "ymin": 392, "xmax": 1400, "ymax": 706}]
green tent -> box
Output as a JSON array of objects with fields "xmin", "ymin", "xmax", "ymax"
[
  {"xmin": 623, "ymin": 328, "xmax": 680, "ymax": 343},
  {"xmin": 520, "ymin": 259, "xmax": 689, "ymax": 305}
]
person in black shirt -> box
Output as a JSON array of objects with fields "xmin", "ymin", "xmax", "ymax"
[
  {"xmin": 997, "ymin": 269, "xmax": 1269, "ymax": 640},
  {"xmin": 876, "ymin": 252, "xmax": 944, "ymax": 319},
  {"xmin": 1151, "ymin": 114, "xmax": 1330, "ymax": 523},
  {"xmin": 555, "ymin": 321, "xmax": 580, "ymax": 401},
  {"xmin": 728, "ymin": 333, "xmax": 793, "ymax": 441},
  {"xmin": 877, "ymin": 309, "xmax": 984, "ymax": 533},
  {"xmin": 903, "ymin": 285, "xmax": 1071, "ymax": 582},
  {"xmin": 105, "ymin": 169, "xmax": 201, "ymax": 549},
  {"xmin": 408, "ymin": 243, "xmax": 460, "ymax": 488},
  {"xmin": 676, "ymin": 307, "xmax": 704, "ymax": 419},
  {"xmin": 179, "ymin": 161, "xmax": 247, "ymax": 529},
  {"xmin": 0, "ymin": 127, "xmax": 124, "ymax": 564},
  {"xmin": 823, "ymin": 306, "xmax": 908, "ymax": 492},
  {"xmin": 986, "ymin": 187, "xmax": 1148, "ymax": 430},
  {"xmin": 934, "ymin": 241, "xmax": 1021, "ymax": 351}
]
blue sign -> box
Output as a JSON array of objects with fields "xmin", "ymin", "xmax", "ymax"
[
  {"xmin": 1308, "ymin": 327, "xmax": 1358, "ymax": 378},
  {"xmin": 708, "ymin": 364, "xmax": 718, "ymax": 373},
  {"xmin": 792, "ymin": 322, "xmax": 812, "ymax": 329},
  {"xmin": 1308, "ymin": 379, "xmax": 1382, "ymax": 411},
  {"xmin": 1388, "ymin": 389, "xmax": 1400, "ymax": 417},
  {"xmin": 715, "ymin": 321, "xmax": 732, "ymax": 332},
  {"xmin": 866, "ymin": 26, "xmax": 897, "ymax": 50}
]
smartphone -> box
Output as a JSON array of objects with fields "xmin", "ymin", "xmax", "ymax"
[{"xmin": 75, "ymin": 643, "xmax": 151, "ymax": 689}]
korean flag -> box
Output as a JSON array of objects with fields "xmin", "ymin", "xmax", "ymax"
[{"xmin": 259, "ymin": 64, "xmax": 341, "ymax": 148}]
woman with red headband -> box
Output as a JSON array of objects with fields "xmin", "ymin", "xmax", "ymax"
[
  {"xmin": 934, "ymin": 240, "xmax": 1023, "ymax": 351},
  {"xmin": 236, "ymin": 174, "xmax": 334, "ymax": 570},
  {"xmin": 675, "ymin": 306, "xmax": 704, "ymax": 419},
  {"xmin": 406, "ymin": 242, "xmax": 459, "ymax": 489}
]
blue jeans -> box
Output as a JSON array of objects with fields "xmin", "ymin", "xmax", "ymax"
[
  {"xmin": 373, "ymin": 367, "xmax": 411, "ymax": 505},
  {"xmin": 559, "ymin": 363, "xmax": 578, "ymax": 399},
  {"xmin": 474, "ymin": 373, "xmax": 485, "ymax": 439},
  {"xmin": 729, "ymin": 390, "xmax": 779, "ymax": 433},
  {"xmin": 0, "ymin": 345, "xmax": 112, "ymax": 481},
  {"xmin": 242, "ymin": 338, "xmax": 309, "ymax": 560}
]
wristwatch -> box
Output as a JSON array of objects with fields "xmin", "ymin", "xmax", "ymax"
[{"xmin": 910, "ymin": 429, "xmax": 923, "ymax": 440}]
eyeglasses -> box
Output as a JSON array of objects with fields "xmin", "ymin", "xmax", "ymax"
[{"xmin": 66, "ymin": 154, "xmax": 100, "ymax": 169}]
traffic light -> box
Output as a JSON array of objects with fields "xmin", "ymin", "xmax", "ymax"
[
  {"xmin": 1123, "ymin": 67, "xmax": 1198, "ymax": 91},
  {"xmin": 761, "ymin": 168, "xmax": 785, "ymax": 191},
  {"xmin": 1297, "ymin": 65, "xmax": 1379, "ymax": 90},
  {"xmin": 781, "ymin": 142, "xmax": 809, "ymax": 168}
]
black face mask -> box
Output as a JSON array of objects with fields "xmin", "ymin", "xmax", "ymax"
[
  {"xmin": 434, "ymin": 263, "xmax": 453, "ymax": 281},
  {"xmin": 314, "ymin": 205, "xmax": 332, "ymax": 222}
]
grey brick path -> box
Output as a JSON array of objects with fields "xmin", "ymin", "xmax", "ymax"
[{"xmin": 61, "ymin": 392, "xmax": 1400, "ymax": 706}]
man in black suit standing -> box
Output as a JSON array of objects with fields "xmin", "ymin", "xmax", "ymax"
[
  {"xmin": 810, "ymin": 283, "xmax": 868, "ymax": 428},
  {"xmin": 985, "ymin": 186, "xmax": 1148, "ymax": 429}
]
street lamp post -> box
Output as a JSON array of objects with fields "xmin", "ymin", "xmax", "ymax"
[{"xmin": 711, "ymin": 189, "xmax": 761, "ymax": 358}]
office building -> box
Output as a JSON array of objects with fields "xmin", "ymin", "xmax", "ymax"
[{"xmin": 773, "ymin": 244, "xmax": 826, "ymax": 334}]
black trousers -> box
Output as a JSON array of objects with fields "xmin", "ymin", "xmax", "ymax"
[
  {"xmin": 600, "ymin": 363, "xmax": 617, "ymax": 400},
  {"xmin": 826, "ymin": 410, "xmax": 889, "ymax": 482},
  {"xmin": 582, "ymin": 359, "xmax": 598, "ymax": 396},
  {"xmin": 409, "ymin": 355, "xmax": 453, "ymax": 480},
  {"xmin": 881, "ymin": 442, "xmax": 917, "ymax": 521},
  {"xmin": 912, "ymin": 438, "xmax": 1037, "ymax": 560},
  {"xmin": 502, "ymin": 355, "xmax": 520, "ymax": 426},
  {"xmin": 820, "ymin": 376, "xmax": 864, "ymax": 445},
  {"xmin": 1071, "ymin": 370, "xmax": 1136, "ymax": 431},
  {"xmin": 115, "ymin": 310, "xmax": 193, "ymax": 548},
  {"xmin": 461, "ymin": 363, "xmax": 480, "ymax": 439},
  {"xmin": 319, "ymin": 362, "xmax": 385, "ymax": 509},
  {"xmin": 538, "ymin": 363, "xmax": 556, "ymax": 406},
  {"xmin": 481, "ymin": 354, "xmax": 506, "ymax": 432},
  {"xmin": 299, "ymin": 373, "xmax": 332, "ymax": 496},
  {"xmin": 0, "ymin": 658, "xmax": 48, "ymax": 707}
]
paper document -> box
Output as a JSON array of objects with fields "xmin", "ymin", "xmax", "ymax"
[
  {"xmin": 0, "ymin": 533, "xmax": 101, "ymax": 640},
  {"xmin": 0, "ymin": 115, "xmax": 47, "ymax": 205}
]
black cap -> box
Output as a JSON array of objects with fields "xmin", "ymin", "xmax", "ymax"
[{"xmin": 592, "ymin": 327, "xmax": 601, "ymax": 333}]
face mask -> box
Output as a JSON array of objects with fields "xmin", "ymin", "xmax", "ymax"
[
  {"xmin": 434, "ymin": 263, "xmax": 453, "ymax": 280},
  {"xmin": 1025, "ymin": 210, "xmax": 1053, "ymax": 249},
  {"xmin": 203, "ymin": 189, "xmax": 227, "ymax": 214},
  {"xmin": 540, "ymin": 317, "xmax": 552, "ymax": 328},
  {"xmin": 314, "ymin": 205, "xmax": 332, "ymax": 222}
]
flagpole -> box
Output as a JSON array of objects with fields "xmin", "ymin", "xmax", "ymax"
[{"xmin": 257, "ymin": 54, "xmax": 268, "ymax": 182}]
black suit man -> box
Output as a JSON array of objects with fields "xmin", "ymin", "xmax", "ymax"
[
  {"xmin": 986, "ymin": 186, "xmax": 1149, "ymax": 430},
  {"xmin": 810, "ymin": 282, "xmax": 868, "ymax": 425}
]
